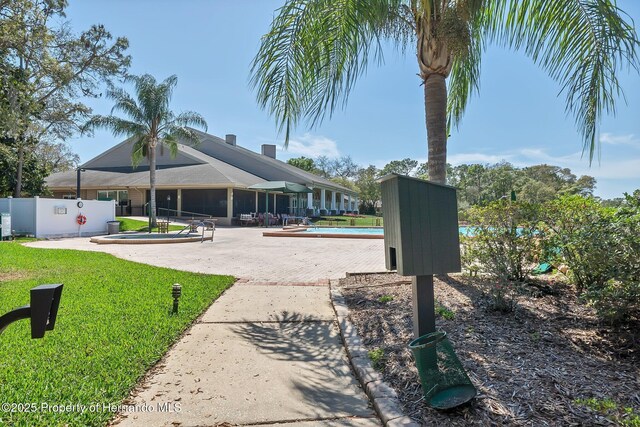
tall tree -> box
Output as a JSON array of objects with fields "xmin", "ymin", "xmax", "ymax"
[
  {"xmin": 381, "ymin": 158, "xmax": 419, "ymax": 176},
  {"xmin": 251, "ymin": 0, "xmax": 638, "ymax": 184},
  {"xmin": 287, "ymin": 156, "xmax": 317, "ymax": 172},
  {"xmin": 333, "ymin": 155, "xmax": 359, "ymax": 179},
  {"xmin": 84, "ymin": 74, "xmax": 207, "ymax": 227},
  {"xmin": 35, "ymin": 141, "xmax": 80, "ymax": 173},
  {"xmin": 354, "ymin": 165, "xmax": 382, "ymax": 214},
  {"xmin": 0, "ymin": 0, "xmax": 129, "ymax": 196}
]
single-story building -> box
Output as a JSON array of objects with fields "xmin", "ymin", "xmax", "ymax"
[{"xmin": 46, "ymin": 129, "xmax": 359, "ymax": 225}]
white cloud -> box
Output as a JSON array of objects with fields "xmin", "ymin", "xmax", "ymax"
[
  {"xmin": 449, "ymin": 147, "xmax": 640, "ymax": 181},
  {"xmin": 512, "ymin": 148, "xmax": 640, "ymax": 180},
  {"xmin": 448, "ymin": 152, "xmax": 513, "ymax": 165},
  {"xmin": 279, "ymin": 133, "xmax": 340, "ymax": 159},
  {"xmin": 600, "ymin": 132, "xmax": 640, "ymax": 148}
]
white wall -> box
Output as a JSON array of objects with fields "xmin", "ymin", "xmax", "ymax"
[
  {"xmin": 0, "ymin": 197, "xmax": 115, "ymax": 238},
  {"xmin": 1, "ymin": 198, "xmax": 36, "ymax": 235}
]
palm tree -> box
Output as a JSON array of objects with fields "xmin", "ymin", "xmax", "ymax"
[
  {"xmin": 84, "ymin": 74, "xmax": 207, "ymax": 226},
  {"xmin": 250, "ymin": 0, "xmax": 639, "ymax": 184}
]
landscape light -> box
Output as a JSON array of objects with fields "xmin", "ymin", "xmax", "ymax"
[{"xmin": 172, "ymin": 284, "xmax": 182, "ymax": 314}]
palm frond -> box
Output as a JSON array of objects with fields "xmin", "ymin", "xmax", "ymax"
[
  {"xmin": 447, "ymin": 0, "xmax": 485, "ymax": 131},
  {"xmin": 106, "ymin": 86, "xmax": 146, "ymax": 125},
  {"xmin": 483, "ymin": 0, "xmax": 639, "ymax": 162},
  {"xmin": 165, "ymin": 126, "xmax": 202, "ymax": 147},
  {"xmin": 250, "ymin": 0, "xmax": 402, "ymax": 145},
  {"xmin": 82, "ymin": 115, "xmax": 146, "ymax": 139},
  {"xmin": 130, "ymin": 134, "xmax": 149, "ymax": 167},
  {"xmin": 174, "ymin": 111, "xmax": 208, "ymax": 131}
]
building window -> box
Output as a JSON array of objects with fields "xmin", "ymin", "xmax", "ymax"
[
  {"xmin": 97, "ymin": 190, "xmax": 129, "ymax": 202},
  {"xmin": 233, "ymin": 190, "xmax": 256, "ymax": 217},
  {"xmin": 182, "ymin": 189, "xmax": 228, "ymax": 217}
]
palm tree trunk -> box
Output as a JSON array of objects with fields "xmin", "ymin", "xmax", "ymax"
[
  {"xmin": 424, "ymin": 74, "xmax": 448, "ymax": 184},
  {"xmin": 14, "ymin": 144, "xmax": 24, "ymax": 197},
  {"xmin": 149, "ymin": 145, "xmax": 157, "ymax": 228}
]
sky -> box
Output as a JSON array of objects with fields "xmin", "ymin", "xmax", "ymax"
[{"xmin": 63, "ymin": 0, "xmax": 640, "ymax": 199}]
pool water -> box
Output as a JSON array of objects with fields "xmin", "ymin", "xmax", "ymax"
[
  {"xmin": 305, "ymin": 227, "xmax": 383, "ymax": 235},
  {"xmin": 306, "ymin": 227, "xmax": 475, "ymax": 235}
]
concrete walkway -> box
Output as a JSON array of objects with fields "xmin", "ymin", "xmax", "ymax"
[
  {"xmin": 28, "ymin": 227, "xmax": 386, "ymax": 425},
  {"xmin": 27, "ymin": 226, "xmax": 386, "ymax": 281},
  {"xmin": 113, "ymin": 281, "xmax": 381, "ymax": 427}
]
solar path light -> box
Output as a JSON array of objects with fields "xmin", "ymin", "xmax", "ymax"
[{"xmin": 0, "ymin": 284, "xmax": 64, "ymax": 339}]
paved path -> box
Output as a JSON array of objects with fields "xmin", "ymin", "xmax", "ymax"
[
  {"xmin": 27, "ymin": 226, "xmax": 386, "ymax": 281},
  {"xmin": 113, "ymin": 281, "xmax": 381, "ymax": 427},
  {"xmin": 28, "ymin": 228, "xmax": 386, "ymax": 425}
]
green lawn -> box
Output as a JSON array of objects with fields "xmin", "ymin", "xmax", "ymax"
[
  {"xmin": 116, "ymin": 217, "xmax": 184, "ymax": 232},
  {"xmin": 0, "ymin": 241, "xmax": 234, "ymax": 427},
  {"xmin": 314, "ymin": 215, "xmax": 383, "ymax": 227}
]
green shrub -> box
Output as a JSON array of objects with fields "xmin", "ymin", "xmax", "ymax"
[
  {"xmin": 542, "ymin": 194, "xmax": 640, "ymax": 324},
  {"xmin": 463, "ymin": 200, "xmax": 542, "ymax": 282},
  {"xmin": 541, "ymin": 196, "xmax": 612, "ymax": 293},
  {"xmin": 583, "ymin": 194, "xmax": 640, "ymax": 324},
  {"xmin": 368, "ymin": 348, "xmax": 386, "ymax": 371},
  {"xmin": 574, "ymin": 397, "xmax": 640, "ymax": 427},
  {"xmin": 378, "ymin": 295, "xmax": 394, "ymax": 303},
  {"xmin": 435, "ymin": 301, "xmax": 455, "ymax": 320}
]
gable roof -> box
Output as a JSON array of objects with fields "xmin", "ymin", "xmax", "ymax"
[
  {"xmin": 187, "ymin": 129, "xmax": 354, "ymax": 193},
  {"xmin": 46, "ymin": 130, "xmax": 356, "ymax": 195}
]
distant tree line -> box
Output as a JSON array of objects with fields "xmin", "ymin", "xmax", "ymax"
[{"xmin": 286, "ymin": 156, "xmax": 607, "ymax": 215}]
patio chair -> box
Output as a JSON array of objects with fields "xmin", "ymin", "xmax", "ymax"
[{"xmin": 240, "ymin": 214, "xmax": 255, "ymax": 226}]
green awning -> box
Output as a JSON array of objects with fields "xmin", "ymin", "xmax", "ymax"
[{"xmin": 248, "ymin": 181, "xmax": 313, "ymax": 193}]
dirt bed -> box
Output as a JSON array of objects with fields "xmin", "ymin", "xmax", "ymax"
[{"xmin": 339, "ymin": 273, "xmax": 639, "ymax": 426}]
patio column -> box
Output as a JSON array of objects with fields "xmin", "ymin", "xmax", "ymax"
[
  {"xmin": 227, "ymin": 188, "xmax": 233, "ymax": 222},
  {"xmin": 320, "ymin": 189, "xmax": 326, "ymax": 211},
  {"xmin": 330, "ymin": 191, "xmax": 336, "ymax": 212},
  {"xmin": 339, "ymin": 192, "xmax": 345, "ymax": 212},
  {"xmin": 255, "ymin": 191, "xmax": 259, "ymax": 213},
  {"xmin": 307, "ymin": 191, "xmax": 313, "ymax": 210},
  {"xmin": 354, "ymin": 196, "xmax": 359, "ymax": 212},
  {"xmin": 177, "ymin": 189, "xmax": 182, "ymax": 217},
  {"xmin": 348, "ymin": 194, "xmax": 352, "ymax": 211}
]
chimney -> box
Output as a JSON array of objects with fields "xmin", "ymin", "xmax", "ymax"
[
  {"xmin": 261, "ymin": 144, "xmax": 276, "ymax": 159},
  {"xmin": 225, "ymin": 134, "xmax": 236, "ymax": 146}
]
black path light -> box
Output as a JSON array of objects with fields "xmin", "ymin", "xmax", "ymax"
[
  {"xmin": 172, "ymin": 283, "xmax": 182, "ymax": 314},
  {"xmin": 0, "ymin": 284, "xmax": 64, "ymax": 338}
]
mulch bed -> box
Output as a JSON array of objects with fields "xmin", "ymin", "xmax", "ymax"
[{"xmin": 339, "ymin": 273, "xmax": 639, "ymax": 426}]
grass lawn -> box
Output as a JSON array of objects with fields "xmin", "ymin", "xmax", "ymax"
[
  {"xmin": 314, "ymin": 215, "xmax": 383, "ymax": 227},
  {"xmin": 116, "ymin": 217, "xmax": 184, "ymax": 232},
  {"xmin": 0, "ymin": 241, "xmax": 234, "ymax": 427}
]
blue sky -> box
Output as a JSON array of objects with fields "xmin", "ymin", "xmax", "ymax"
[{"xmin": 64, "ymin": 0, "xmax": 640, "ymax": 199}]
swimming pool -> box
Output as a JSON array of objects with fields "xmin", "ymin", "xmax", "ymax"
[
  {"xmin": 264, "ymin": 226, "xmax": 480, "ymax": 239},
  {"xmin": 304, "ymin": 227, "xmax": 384, "ymax": 235}
]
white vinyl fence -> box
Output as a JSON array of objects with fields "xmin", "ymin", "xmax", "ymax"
[{"xmin": 0, "ymin": 197, "xmax": 115, "ymax": 238}]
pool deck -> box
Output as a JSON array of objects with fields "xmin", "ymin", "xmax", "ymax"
[
  {"xmin": 264, "ymin": 226, "xmax": 384, "ymax": 239},
  {"xmin": 26, "ymin": 226, "xmax": 386, "ymax": 282}
]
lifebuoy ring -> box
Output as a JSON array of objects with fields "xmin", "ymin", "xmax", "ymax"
[{"xmin": 77, "ymin": 214, "xmax": 87, "ymax": 225}]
